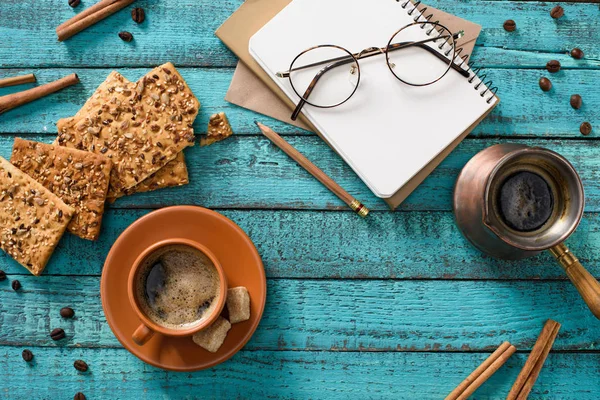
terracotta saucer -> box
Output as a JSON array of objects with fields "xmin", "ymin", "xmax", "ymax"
[{"xmin": 100, "ymin": 206, "xmax": 266, "ymax": 371}]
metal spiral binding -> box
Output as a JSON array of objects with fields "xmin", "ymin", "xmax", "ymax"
[{"xmin": 398, "ymin": 0, "xmax": 497, "ymax": 104}]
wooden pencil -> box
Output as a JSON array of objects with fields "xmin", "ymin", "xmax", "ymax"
[{"xmin": 255, "ymin": 121, "xmax": 369, "ymax": 217}]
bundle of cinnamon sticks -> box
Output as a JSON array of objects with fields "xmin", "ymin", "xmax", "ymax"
[
  {"xmin": 56, "ymin": 0, "xmax": 135, "ymax": 41},
  {"xmin": 445, "ymin": 319, "xmax": 561, "ymax": 400}
]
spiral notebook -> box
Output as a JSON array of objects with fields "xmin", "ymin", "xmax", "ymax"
[{"xmin": 249, "ymin": 0, "xmax": 499, "ymax": 199}]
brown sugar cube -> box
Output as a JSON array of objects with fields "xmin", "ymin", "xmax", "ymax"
[
  {"xmin": 200, "ymin": 112, "xmax": 234, "ymax": 146},
  {"xmin": 226, "ymin": 286, "xmax": 251, "ymax": 324},
  {"xmin": 192, "ymin": 317, "xmax": 231, "ymax": 353}
]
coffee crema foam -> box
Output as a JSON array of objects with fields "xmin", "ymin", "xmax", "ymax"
[{"xmin": 135, "ymin": 244, "xmax": 221, "ymax": 330}]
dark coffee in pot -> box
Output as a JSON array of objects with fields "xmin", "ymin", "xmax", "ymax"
[{"xmin": 498, "ymin": 171, "xmax": 554, "ymax": 232}]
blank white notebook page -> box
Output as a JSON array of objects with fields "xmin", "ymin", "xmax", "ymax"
[{"xmin": 250, "ymin": 0, "xmax": 497, "ymax": 198}]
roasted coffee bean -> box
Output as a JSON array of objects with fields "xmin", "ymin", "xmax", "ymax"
[
  {"xmin": 546, "ymin": 60, "xmax": 561, "ymax": 73},
  {"xmin": 11, "ymin": 280, "xmax": 21, "ymax": 291},
  {"xmin": 503, "ymin": 20, "xmax": 516, "ymax": 32},
  {"xmin": 74, "ymin": 360, "xmax": 88, "ymax": 372},
  {"xmin": 539, "ymin": 77, "xmax": 552, "ymax": 92},
  {"xmin": 571, "ymin": 48, "xmax": 584, "ymax": 59},
  {"xmin": 0, "ymin": 270, "xmax": 6, "ymax": 281},
  {"xmin": 74, "ymin": 393, "xmax": 86, "ymax": 400},
  {"xmin": 68, "ymin": 0, "xmax": 80, "ymax": 7},
  {"xmin": 570, "ymin": 94, "xmax": 582, "ymax": 109},
  {"xmin": 550, "ymin": 5, "xmax": 564, "ymax": 19},
  {"xmin": 131, "ymin": 7, "xmax": 145, "ymax": 23},
  {"xmin": 118, "ymin": 31, "xmax": 134, "ymax": 42},
  {"xmin": 22, "ymin": 349, "xmax": 34, "ymax": 362},
  {"xmin": 50, "ymin": 328, "xmax": 65, "ymax": 341},
  {"xmin": 60, "ymin": 307, "xmax": 75, "ymax": 319},
  {"xmin": 580, "ymin": 122, "xmax": 592, "ymax": 136}
]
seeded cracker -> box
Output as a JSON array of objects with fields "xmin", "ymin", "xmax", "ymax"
[
  {"xmin": 55, "ymin": 68, "xmax": 190, "ymax": 199},
  {"xmin": 59, "ymin": 114, "xmax": 188, "ymax": 199},
  {"xmin": 200, "ymin": 112, "xmax": 233, "ymax": 146},
  {"xmin": 107, "ymin": 151, "xmax": 188, "ymax": 201},
  {"xmin": 0, "ymin": 157, "xmax": 74, "ymax": 276},
  {"xmin": 10, "ymin": 138, "xmax": 111, "ymax": 241},
  {"xmin": 56, "ymin": 63, "xmax": 199, "ymax": 198}
]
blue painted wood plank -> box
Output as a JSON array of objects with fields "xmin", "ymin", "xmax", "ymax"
[
  {"xmin": 1, "ymin": 135, "xmax": 598, "ymax": 212},
  {"xmin": 0, "ymin": 1, "xmax": 598, "ymax": 68},
  {"xmin": 2, "ymin": 209, "xmax": 600, "ymax": 280},
  {"xmin": 1, "ymin": 277, "xmax": 599, "ymax": 351},
  {"xmin": 1, "ymin": 347, "xmax": 599, "ymax": 399},
  {"xmin": 0, "ymin": 67, "xmax": 597, "ymax": 138}
]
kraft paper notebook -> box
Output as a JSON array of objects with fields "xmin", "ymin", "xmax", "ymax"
[{"xmin": 217, "ymin": 0, "xmax": 498, "ymax": 209}]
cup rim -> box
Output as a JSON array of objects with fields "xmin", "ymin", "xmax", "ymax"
[{"xmin": 127, "ymin": 238, "xmax": 228, "ymax": 337}]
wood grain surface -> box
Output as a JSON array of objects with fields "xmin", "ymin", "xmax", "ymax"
[
  {"xmin": 0, "ymin": 68, "xmax": 597, "ymax": 137},
  {"xmin": 1, "ymin": 0, "xmax": 599, "ymax": 398},
  {"xmin": 0, "ymin": 136, "xmax": 600, "ymax": 211},
  {"xmin": 1, "ymin": 348, "xmax": 599, "ymax": 399},
  {"xmin": 1, "ymin": 277, "xmax": 599, "ymax": 351}
]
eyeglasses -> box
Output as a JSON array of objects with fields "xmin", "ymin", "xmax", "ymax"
[{"xmin": 276, "ymin": 22, "xmax": 470, "ymax": 121}]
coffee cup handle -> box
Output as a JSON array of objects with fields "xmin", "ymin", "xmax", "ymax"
[
  {"xmin": 550, "ymin": 243, "xmax": 600, "ymax": 319},
  {"xmin": 132, "ymin": 323, "xmax": 155, "ymax": 346}
]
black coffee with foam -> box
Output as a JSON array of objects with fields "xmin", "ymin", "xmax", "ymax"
[
  {"xmin": 135, "ymin": 245, "xmax": 221, "ymax": 330},
  {"xmin": 498, "ymin": 171, "xmax": 554, "ymax": 232}
]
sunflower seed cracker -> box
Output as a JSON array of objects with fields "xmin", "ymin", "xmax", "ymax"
[
  {"xmin": 107, "ymin": 151, "xmax": 189, "ymax": 201},
  {"xmin": 0, "ymin": 156, "xmax": 74, "ymax": 275},
  {"xmin": 200, "ymin": 112, "xmax": 233, "ymax": 147},
  {"xmin": 56, "ymin": 63, "xmax": 199, "ymax": 198},
  {"xmin": 11, "ymin": 138, "xmax": 111, "ymax": 241}
]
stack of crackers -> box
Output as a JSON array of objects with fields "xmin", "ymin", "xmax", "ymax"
[{"xmin": 0, "ymin": 63, "xmax": 200, "ymax": 276}]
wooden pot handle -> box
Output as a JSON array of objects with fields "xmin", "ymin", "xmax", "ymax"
[
  {"xmin": 549, "ymin": 243, "xmax": 600, "ymax": 319},
  {"xmin": 132, "ymin": 323, "xmax": 155, "ymax": 346}
]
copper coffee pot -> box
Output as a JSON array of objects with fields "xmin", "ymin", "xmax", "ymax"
[{"xmin": 454, "ymin": 144, "xmax": 600, "ymax": 319}]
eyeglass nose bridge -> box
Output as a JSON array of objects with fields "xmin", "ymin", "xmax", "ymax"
[{"xmin": 357, "ymin": 47, "xmax": 396, "ymax": 69}]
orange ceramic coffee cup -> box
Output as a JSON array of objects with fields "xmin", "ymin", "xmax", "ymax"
[{"xmin": 127, "ymin": 238, "xmax": 228, "ymax": 346}]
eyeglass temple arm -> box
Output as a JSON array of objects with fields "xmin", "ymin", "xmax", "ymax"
[{"xmin": 291, "ymin": 60, "xmax": 340, "ymax": 120}]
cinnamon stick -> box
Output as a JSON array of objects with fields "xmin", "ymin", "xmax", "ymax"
[
  {"xmin": 456, "ymin": 344, "xmax": 516, "ymax": 400},
  {"xmin": 56, "ymin": 0, "xmax": 136, "ymax": 41},
  {"xmin": 0, "ymin": 73, "xmax": 79, "ymax": 115},
  {"xmin": 57, "ymin": 0, "xmax": 119, "ymax": 31},
  {"xmin": 508, "ymin": 319, "xmax": 561, "ymax": 400},
  {"xmin": 0, "ymin": 74, "xmax": 36, "ymax": 89},
  {"xmin": 445, "ymin": 342, "xmax": 516, "ymax": 400}
]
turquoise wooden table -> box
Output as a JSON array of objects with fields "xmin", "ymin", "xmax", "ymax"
[{"xmin": 1, "ymin": 0, "xmax": 600, "ymax": 398}]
